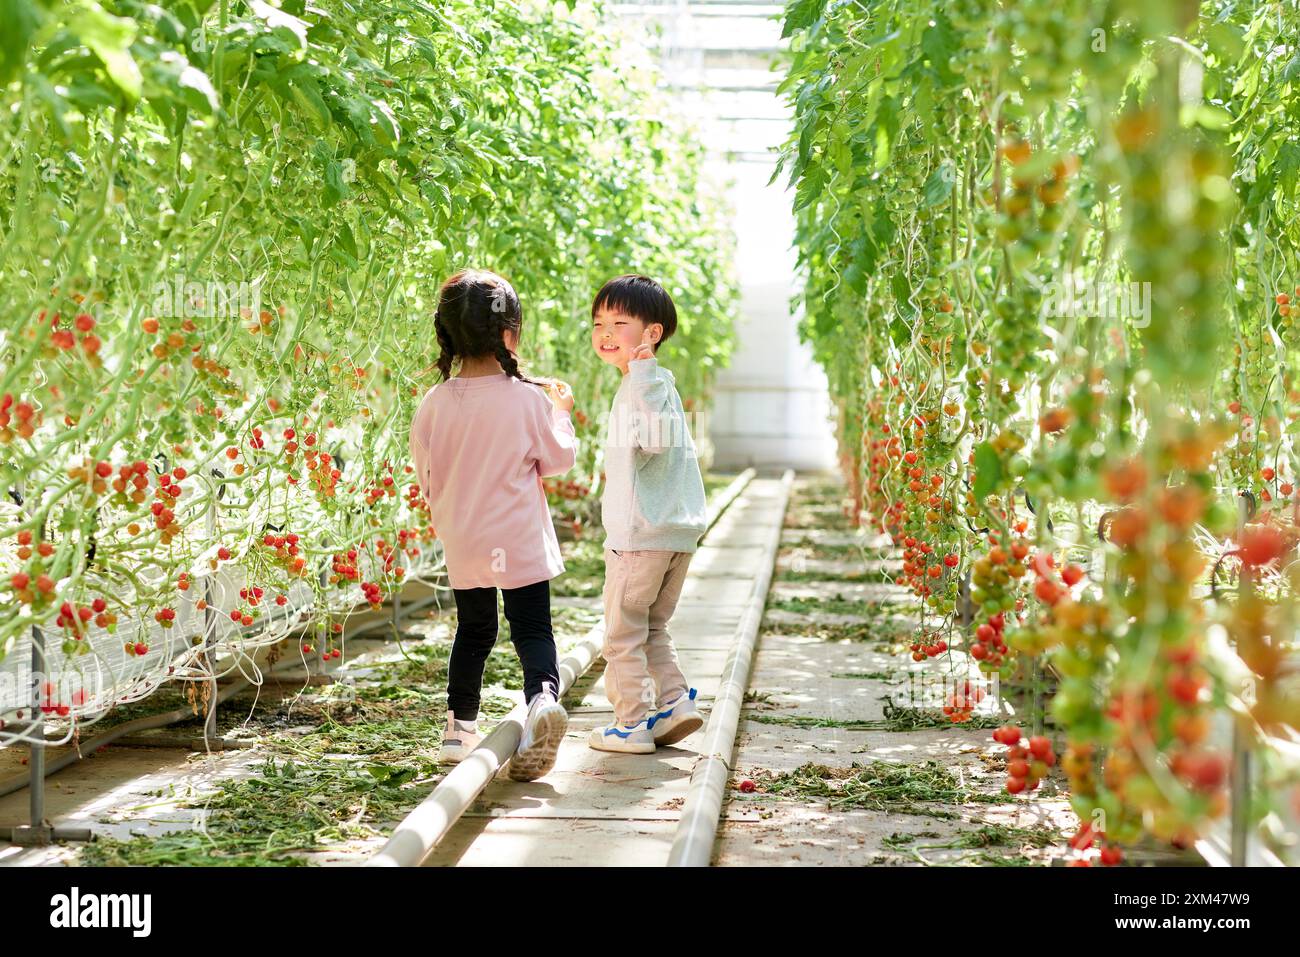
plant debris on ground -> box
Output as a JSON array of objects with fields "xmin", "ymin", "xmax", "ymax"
[
  {"xmin": 754, "ymin": 761, "xmax": 1010, "ymax": 816},
  {"xmin": 73, "ymin": 538, "xmax": 592, "ymax": 866}
]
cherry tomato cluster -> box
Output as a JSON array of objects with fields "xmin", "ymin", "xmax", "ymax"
[
  {"xmin": 993, "ymin": 725, "xmax": 1056, "ymax": 795},
  {"xmin": 543, "ymin": 477, "xmax": 592, "ymax": 501},
  {"xmin": 8, "ymin": 530, "xmax": 57, "ymax": 608},
  {"xmin": 55, "ymin": 597, "xmax": 115, "ymax": 646},
  {"xmin": 942, "ymin": 680, "xmax": 984, "ymax": 723},
  {"xmin": 37, "ymin": 682, "xmax": 90, "ymax": 718},
  {"xmin": 43, "ymin": 311, "xmax": 101, "ymax": 360},
  {"xmin": 260, "ymin": 531, "xmax": 309, "ymax": 576},
  {"xmin": 1067, "ymin": 821, "xmax": 1124, "ymax": 867},
  {"xmin": 330, "ymin": 550, "xmax": 363, "ymax": 584},
  {"xmin": 0, "ymin": 392, "xmax": 39, "ymax": 441},
  {"xmin": 908, "ymin": 631, "xmax": 948, "ymax": 662},
  {"xmin": 361, "ymin": 580, "xmax": 384, "ymax": 610}
]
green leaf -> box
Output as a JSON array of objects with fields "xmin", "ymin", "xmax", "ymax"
[
  {"xmin": 1203, "ymin": 21, "xmax": 1244, "ymax": 65},
  {"xmin": 793, "ymin": 164, "xmax": 826, "ymax": 211},
  {"xmin": 370, "ymin": 98, "xmax": 400, "ymax": 146},
  {"xmin": 322, "ymin": 160, "xmax": 350, "ymax": 207},
  {"xmin": 890, "ymin": 270, "xmax": 911, "ymax": 308},
  {"xmin": 782, "ymin": 0, "xmax": 826, "ymax": 39},
  {"xmin": 178, "ymin": 64, "xmax": 219, "ymax": 114},
  {"xmin": 0, "ymin": 0, "xmax": 43, "ymax": 85},
  {"xmin": 293, "ymin": 216, "xmax": 317, "ymax": 255},
  {"xmin": 1187, "ymin": 104, "xmax": 1231, "ymax": 130},
  {"xmin": 65, "ymin": 75, "xmax": 121, "ymax": 109},
  {"xmin": 70, "ymin": 2, "xmax": 142, "ymax": 101},
  {"xmin": 337, "ymin": 221, "xmax": 358, "ymax": 258},
  {"xmin": 922, "ymin": 162, "xmax": 955, "ymax": 207},
  {"xmin": 289, "ymin": 77, "xmax": 331, "ymax": 130},
  {"xmin": 888, "ymin": 313, "xmax": 910, "ymax": 347},
  {"xmin": 870, "ymin": 203, "xmax": 895, "ymax": 248},
  {"xmin": 29, "ymin": 74, "xmax": 74, "ymax": 141},
  {"xmin": 843, "ymin": 259, "xmax": 865, "ymax": 295},
  {"xmin": 250, "ymin": 0, "xmax": 309, "ymax": 55},
  {"xmin": 426, "ymin": 238, "xmax": 447, "ymax": 272},
  {"xmin": 338, "ymin": 96, "xmax": 376, "ymax": 144},
  {"xmin": 873, "ymin": 96, "xmax": 898, "ymax": 167},
  {"xmin": 973, "ymin": 442, "xmax": 1002, "ymax": 501},
  {"xmin": 1275, "ymin": 142, "xmax": 1300, "ymax": 200},
  {"xmin": 920, "ymin": 13, "xmax": 959, "ymax": 87}
]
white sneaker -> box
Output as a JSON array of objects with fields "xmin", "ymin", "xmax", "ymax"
[
  {"xmin": 649, "ymin": 688, "xmax": 704, "ymax": 746},
  {"xmin": 438, "ymin": 713, "xmax": 481, "ymax": 764},
  {"xmin": 507, "ymin": 682, "xmax": 568, "ymax": 782},
  {"xmin": 588, "ymin": 719, "xmax": 655, "ymax": 754}
]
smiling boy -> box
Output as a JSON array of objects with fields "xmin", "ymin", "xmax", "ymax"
[{"xmin": 588, "ymin": 274, "xmax": 707, "ymax": 753}]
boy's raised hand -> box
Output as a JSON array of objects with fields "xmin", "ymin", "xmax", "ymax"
[
  {"xmin": 630, "ymin": 325, "xmax": 657, "ymax": 362},
  {"xmin": 547, "ymin": 378, "xmax": 575, "ymax": 413}
]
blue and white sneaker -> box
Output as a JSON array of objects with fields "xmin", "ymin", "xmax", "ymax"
[
  {"xmin": 438, "ymin": 713, "xmax": 481, "ymax": 764},
  {"xmin": 649, "ymin": 688, "xmax": 703, "ymax": 745},
  {"xmin": 508, "ymin": 682, "xmax": 568, "ymax": 781},
  {"xmin": 588, "ymin": 719, "xmax": 655, "ymax": 754}
]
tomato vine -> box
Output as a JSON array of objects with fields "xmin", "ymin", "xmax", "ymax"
[
  {"xmin": 0, "ymin": 1, "xmax": 737, "ymax": 721},
  {"xmin": 780, "ymin": 0, "xmax": 1299, "ymax": 859}
]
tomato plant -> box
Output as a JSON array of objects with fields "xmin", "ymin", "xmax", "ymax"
[
  {"xmin": 0, "ymin": 2, "xmax": 737, "ymax": 722},
  {"xmin": 780, "ymin": 0, "xmax": 1299, "ymax": 859}
]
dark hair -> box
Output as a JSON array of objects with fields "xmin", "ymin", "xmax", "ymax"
[
  {"xmin": 433, "ymin": 269, "xmax": 531, "ymax": 383},
  {"xmin": 591, "ymin": 274, "xmax": 678, "ymax": 352}
]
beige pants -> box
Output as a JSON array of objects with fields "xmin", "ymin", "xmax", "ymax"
[{"xmin": 601, "ymin": 548, "xmax": 692, "ymax": 726}]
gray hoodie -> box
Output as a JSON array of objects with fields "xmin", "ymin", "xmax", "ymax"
[{"xmin": 600, "ymin": 357, "xmax": 707, "ymax": 553}]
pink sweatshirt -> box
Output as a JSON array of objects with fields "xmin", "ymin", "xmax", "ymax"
[{"xmin": 408, "ymin": 373, "xmax": 578, "ymax": 590}]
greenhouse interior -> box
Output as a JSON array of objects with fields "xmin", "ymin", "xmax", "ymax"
[{"xmin": 0, "ymin": 0, "xmax": 1295, "ymax": 920}]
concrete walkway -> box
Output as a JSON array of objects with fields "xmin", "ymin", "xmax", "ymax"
[
  {"xmin": 426, "ymin": 477, "xmax": 790, "ymax": 866},
  {"xmin": 712, "ymin": 476, "xmax": 1075, "ymax": 866}
]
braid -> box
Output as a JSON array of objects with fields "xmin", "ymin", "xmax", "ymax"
[
  {"xmin": 495, "ymin": 338, "xmax": 522, "ymax": 380},
  {"xmin": 431, "ymin": 268, "xmax": 533, "ymax": 383},
  {"xmin": 493, "ymin": 309, "xmax": 537, "ymax": 384},
  {"xmin": 434, "ymin": 315, "xmax": 456, "ymax": 382}
]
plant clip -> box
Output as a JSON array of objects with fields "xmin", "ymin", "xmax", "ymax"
[
  {"xmin": 956, "ymin": 570, "xmax": 975, "ymax": 625},
  {"xmin": 85, "ymin": 507, "xmax": 101, "ymax": 565},
  {"xmin": 211, "ymin": 467, "xmax": 227, "ymax": 501},
  {"xmin": 1020, "ymin": 488, "xmax": 1054, "ymax": 533},
  {"xmin": 1096, "ymin": 509, "xmax": 1116, "ymax": 543},
  {"xmin": 1208, "ymin": 548, "xmax": 1244, "ymax": 601},
  {"xmin": 152, "ymin": 452, "xmax": 170, "ymax": 476},
  {"xmin": 7, "ymin": 487, "xmax": 22, "ymax": 506},
  {"xmin": 1237, "ymin": 488, "xmax": 1257, "ymax": 521}
]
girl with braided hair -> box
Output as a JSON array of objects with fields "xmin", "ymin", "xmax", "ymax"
[{"xmin": 409, "ymin": 269, "xmax": 578, "ymax": 781}]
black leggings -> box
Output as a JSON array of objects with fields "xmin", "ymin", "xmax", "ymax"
[{"xmin": 447, "ymin": 579, "xmax": 559, "ymax": 721}]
